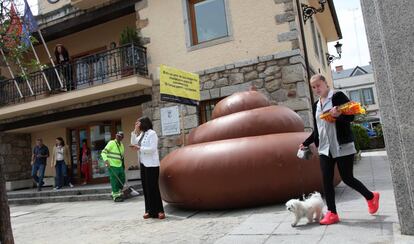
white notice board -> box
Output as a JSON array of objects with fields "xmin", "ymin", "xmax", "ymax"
[{"xmin": 160, "ymin": 106, "xmax": 180, "ymax": 136}]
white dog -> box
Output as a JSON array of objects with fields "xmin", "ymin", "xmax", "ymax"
[{"xmin": 285, "ymin": 192, "xmax": 324, "ymax": 227}]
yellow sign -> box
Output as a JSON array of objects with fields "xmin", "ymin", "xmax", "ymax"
[{"xmin": 160, "ymin": 65, "xmax": 200, "ymax": 106}]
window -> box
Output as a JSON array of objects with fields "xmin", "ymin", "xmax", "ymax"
[
  {"xmin": 310, "ymin": 19, "xmax": 319, "ymax": 59},
  {"xmin": 362, "ymin": 88, "xmax": 374, "ymax": 105},
  {"xmin": 317, "ymin": 32, "xmax": 326, "ymax": 69},
  {"xmin": 198, "ymin": 98, "xmax": 222, "ymax": 124},
  {"xmin": 188, "ymin": 0, "xmax": 229, "ymax": 45},
  {"xmin": 348, "ymin": 88, "xmax": 375, "ymax": 105},
  {"xmin": 349, "ymin": 90, "xmax": 362, "ymax": 103}
]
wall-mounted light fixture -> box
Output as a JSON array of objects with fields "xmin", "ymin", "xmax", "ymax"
[
  {"xmin": 326, "ymin": 41, "xmax": 343, "ymax": 65},
  {"xmin": 301, "ymin": 0, "xmax": 327, "ymax": 23}
]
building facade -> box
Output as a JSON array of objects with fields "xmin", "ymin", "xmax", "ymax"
[
  {"xmin": 0, "ymin": 0, "xmax": 341, "ymax": 190},
  {"xmin": 332, "ymin": 64, "xmax": 381, "ymax": 131}
]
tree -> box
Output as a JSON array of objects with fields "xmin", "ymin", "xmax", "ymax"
[
  {"xmin": 0, "ymin": 157, "xmax": 14, "ymax": 244},
  {"xmin": 1, "ymin": 0, "xmax": 38, "ymax": 77},
  {"xmin": 0, "ymin": 1, "xmax": 36, "ymax": 243}
]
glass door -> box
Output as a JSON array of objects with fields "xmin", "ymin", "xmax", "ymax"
[
  {"xmin": 69, "ymin": 128, "xmax": 89, "ymax": 183},
  {"xmin": 69, "ymin": 129, "xmax": 79, "ymax": 178},
  {"xmin": 90, "ymin": 124, "xmax": 112, "ymax": 179}
]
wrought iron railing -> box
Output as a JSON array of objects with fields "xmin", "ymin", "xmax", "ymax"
[{"xmin": 0, "ymin": 44, "xmax": 148, "ymax": 107}]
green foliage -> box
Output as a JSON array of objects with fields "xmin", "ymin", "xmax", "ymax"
[
  {"xmin": 119, "ymin": 26, "xmax": 142, "ymax": 46},
  {"xmin": 353, "ymin": 105, "xmax": 368, "ymax": 123},
  {"xmin": 374, "ymin": 124, "xmax": 383, "ymax": 137},
  {"xmin": 0, "ymin": 2, "xmax": 41, "ymax": 75},
  {"xmin": 351, "ymin": 123, "xmax": 370, "ymax": 151}
]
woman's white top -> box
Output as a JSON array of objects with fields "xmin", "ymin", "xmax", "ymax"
[
  {"xmin": 130, "ymin": 129, "xmax": 160, "ymax": 167},
  {"xmin": 56, "ymin": 145, "xmax": 64, "ymax": 161},
  {"xmin": 316, "ymin": 89, "xmax": 356, "ymax": 158}
]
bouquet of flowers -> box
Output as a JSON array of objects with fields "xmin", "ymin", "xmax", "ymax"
[{"xmin": 320, "ymin": 101, "xmax": 366, "ymax": 122}]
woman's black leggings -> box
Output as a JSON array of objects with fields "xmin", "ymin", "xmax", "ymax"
[{"xmin": 320, "ymin": 153, "xmax": 374, "ymax": 214}]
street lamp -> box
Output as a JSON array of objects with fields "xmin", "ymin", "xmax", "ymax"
[
  {"xmin": 326, "ymin": 41, "xmax": 343, "ymax": 65},
  {"xmin": 301, "ymin": 0, "xmax": 327, "ymax": 23}
]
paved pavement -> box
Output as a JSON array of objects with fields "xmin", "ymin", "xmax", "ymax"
[{"xmin": 9, "ymin": 151, "xmax": 414, "ymax": 244}]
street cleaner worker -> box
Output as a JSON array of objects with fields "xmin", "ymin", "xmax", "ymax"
[{"xmin": 101, "ymin": 131, "xmax": 126, "ymax": 202}]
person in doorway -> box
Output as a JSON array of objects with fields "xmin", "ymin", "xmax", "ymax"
[
  {"xmin": 300, "ymin": 74, "xmax": 380, "ymax": 225},
  {"xmin": 54, "ymin": 44, "xmax": 74, "ymax": 91},
  {"xmin": 31, "ymin": 138, "xmax": 49, "ymax": 191},
  {"xmin": 81, "ymin": 139, "xmax": 91, "ymax": 185},
  {"xmin": 101, "ymin": 131, "xmax": 125, "ymax": 202},
  {"xmin": 130, "ymin": 116, "xmax": 165, "ymax": 219},
  {"xmin": 50, "ymin": 137, "xmax": 71, "ymax": 190}
]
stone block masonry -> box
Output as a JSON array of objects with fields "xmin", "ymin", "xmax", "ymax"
[
  {"xmin": 143, "ymin": 51, "xmax": 312, "ymax": 159},
  {"xmin": 0, "ymin": 133, "xmax": 32, "ymax": 182}
]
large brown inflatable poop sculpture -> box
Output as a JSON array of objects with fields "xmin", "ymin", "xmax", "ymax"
[{"xmin": 160, "ymin": 91, "xmax": 341, "ymax": 210}]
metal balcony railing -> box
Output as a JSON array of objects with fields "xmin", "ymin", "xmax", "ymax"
[{"xmin": 0, "ymin": 44, "xmax": 148, "ymax": 107}]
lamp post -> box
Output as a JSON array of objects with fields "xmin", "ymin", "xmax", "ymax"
[
  {"xmin": 301, "ymin": 0, "xmax": 327, "ymax": 23},
  {"xmin": 326, "ymin": 41, "xmax": 343, "ymax": 65}
]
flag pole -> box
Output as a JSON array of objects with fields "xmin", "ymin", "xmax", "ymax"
[
  {"xmin": 0, "ymin": 48, "xmax": 23, "ymax": 98},
  {"xmin": 15, "ymin": 56, "xmax": 34, "ymax": 95},
  {"xmin": 37, "ymin": 30, "xmax": 64, "ymax": 88},
  {"xmin": 29, "ymin": 42, "xmax": 51, "ymax": 91}
]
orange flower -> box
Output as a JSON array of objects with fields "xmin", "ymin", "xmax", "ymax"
[{"xmin": 320, "ymin": 101, "xmax": 366, "ymax": 122}]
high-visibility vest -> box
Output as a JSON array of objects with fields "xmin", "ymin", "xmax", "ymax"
[{"xmin": 101, "ymin": 140, "xmax": 124, "ymax": 168}]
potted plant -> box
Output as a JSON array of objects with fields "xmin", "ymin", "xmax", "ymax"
[{"xmin": 119, "ymin": 27, "xmax": 143, "ymax": 77}]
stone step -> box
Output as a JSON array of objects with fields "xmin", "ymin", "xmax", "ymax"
[
  {"xmin": 9, "ymin": 193, "xmax": 112, "ymax": 205},
  {"xmin": 7, "ymin": 182, "xmax": 142, "ymax": 204}
]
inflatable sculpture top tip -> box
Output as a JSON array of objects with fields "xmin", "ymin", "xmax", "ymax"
[
  {"xmin": 160, "ymin": 91, "xmax": 341, "ymax": 210},
  {"xmin": 212, "ymin": 91, "xmax": 271, "ymax": 119}
]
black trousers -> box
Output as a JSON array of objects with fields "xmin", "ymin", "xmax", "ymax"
[
  {"xmin": 140, "ymin": 163, "xmax": 164, "ymax": 217},
  {"xmin": 319, "ymin": 153, "xmax": 374, "ymax": 214}
]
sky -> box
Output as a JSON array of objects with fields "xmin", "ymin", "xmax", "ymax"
[
  {"xmin": 327, "ymin": 0, "xmax": 371, "ymax": 69},
  {"xmin": 22, "ymin": 0, "xmax": 370, "ymax": 70}
]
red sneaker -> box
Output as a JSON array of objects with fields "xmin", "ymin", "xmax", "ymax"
[
  {"xmin": 319, "ymin": 211, "xmax": 340, "ymax": 225},
  {"xmin": 367, "ymin": 191, "xmax": 380, "ymax": 214},
  {"xmin": 158, "ymin": 212, "xmax": 165, "ymax": 219}
]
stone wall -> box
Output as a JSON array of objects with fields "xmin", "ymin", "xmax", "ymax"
[
  {"xmin": 0, "ymin": 133, "xmax": 32, "ymax": 181},
  {"xmin": 361, "ymin": 0, "xmax": 414, "ymax": 235},
  {"xmin": 142, "ymin": 50, "xmax": 312, "ymax": 159}
]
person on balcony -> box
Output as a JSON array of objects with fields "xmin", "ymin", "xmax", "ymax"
[{"xmin": 54, "ymin": 44, "xmax": 74, "ymax": 91}]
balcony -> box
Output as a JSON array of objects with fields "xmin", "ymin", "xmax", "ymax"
[
  {"xmin": 71, "ymin": 0, "xmax": 112, "ymax": 10},
  {"xmin": 0, "ymin": 44, "xmax": 148, "ymax": 108}
]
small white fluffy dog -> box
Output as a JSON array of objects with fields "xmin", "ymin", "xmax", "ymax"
[{"xmin": 285, "ymin": 192, "xmax": 324, "ymax": 227}]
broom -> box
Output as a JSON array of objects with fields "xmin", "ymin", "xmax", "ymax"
[{"xmin": 107, "ymin": 166, "xmax": 140, "ymax": 198}]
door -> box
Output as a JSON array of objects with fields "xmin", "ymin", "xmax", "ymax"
[
  {"xmin": 68, "ymin": 128, "xmax": 89, "ymax": 183},
  {"xmin": 89, "ymin": 124, "xmax": 112, "ymax": 181}
]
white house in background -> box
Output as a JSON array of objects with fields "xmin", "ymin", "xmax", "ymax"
[{"xmin": 332, "ymin": 64, "xmax": 381, "ymax": 130}]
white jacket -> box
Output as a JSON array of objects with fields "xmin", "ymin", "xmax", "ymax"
[{"xmin": 130, "ymin": 129, "xmax": 160, "ymax": 167}]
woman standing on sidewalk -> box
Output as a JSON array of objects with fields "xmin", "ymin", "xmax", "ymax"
[
  {"xmin": 300, "ymin": 74, "xmax": 380, "ymax": 225},
  {"xmin": 130, "ymin": 116, "xmax": 165, "ymax": 219},
  {"xmin": 51, "ymin": 137, "xmax": 71, "ymax": 190},
  {"xmin": 81, "ymin": 139, "xmax": 91, "ymax": 185}
]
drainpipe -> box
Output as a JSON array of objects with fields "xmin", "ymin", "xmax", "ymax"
[{"xmin": 296, "ymin": 0, "xmax": 315, "ymax": 112}]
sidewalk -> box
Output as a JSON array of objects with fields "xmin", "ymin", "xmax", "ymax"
[{"xmin": 9, "ymin": 151, "xmax": 414, "ymax": 243}]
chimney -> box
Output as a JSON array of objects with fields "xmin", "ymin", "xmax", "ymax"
[{"xmin": 335, "ymin": 65, "xmax": 343, "ymax": 72}]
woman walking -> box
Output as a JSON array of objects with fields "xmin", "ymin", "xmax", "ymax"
[
  {"xmin": 130, "ymin": 116, "xmax": 165, "ymax": 219},
  {"xmin": 51, "ymin": 137, "xmax": 71, "ymax": 190},
  {"xmin": 300, "ymin": 74, "xmax": 380, "ymax": 225}
]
